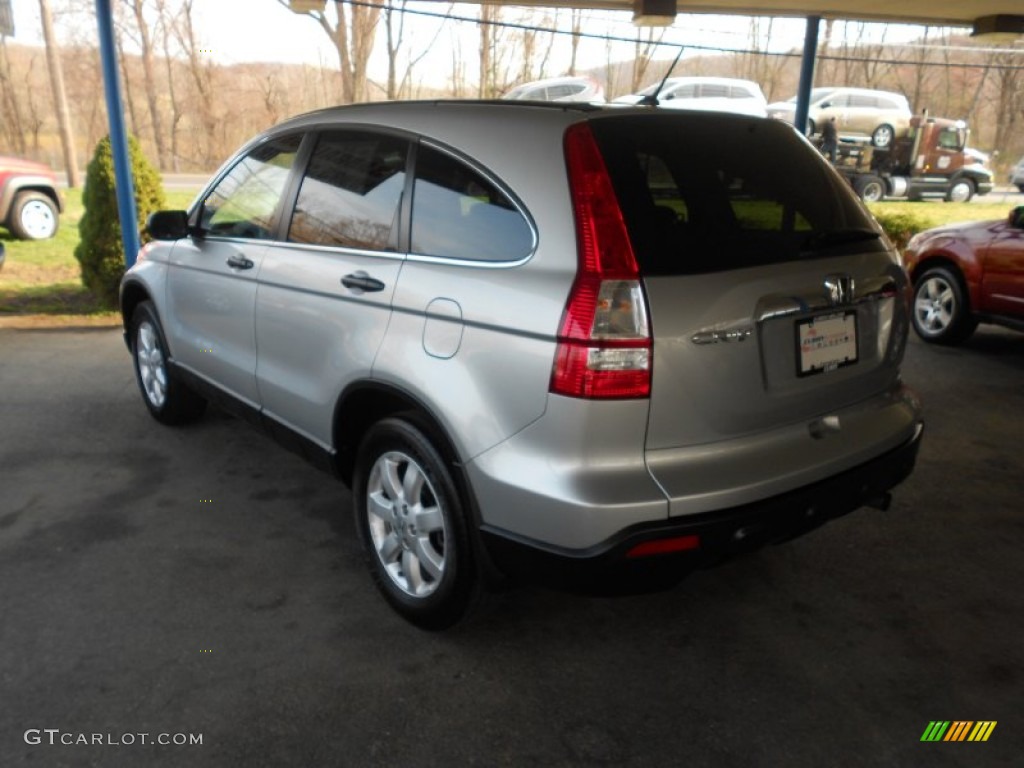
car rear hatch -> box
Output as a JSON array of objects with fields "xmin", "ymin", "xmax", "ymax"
[{"xmin": 587, "ymin": 113, "xmax": 912, "ymax": 513}]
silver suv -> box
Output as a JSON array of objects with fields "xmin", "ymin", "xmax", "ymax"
[{"xmin": 121, "ymin": 101, "xmax": 923, "ymax": 628}]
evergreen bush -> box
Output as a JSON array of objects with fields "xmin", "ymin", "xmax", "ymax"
[{"xmin": 75, "ymin": 135, "xmax": 164, "ymax": 307}]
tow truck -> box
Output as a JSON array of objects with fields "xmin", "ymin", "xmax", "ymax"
[{"xmin": 829, "ymin": 114, "xmax": 993, "ymax": 203}]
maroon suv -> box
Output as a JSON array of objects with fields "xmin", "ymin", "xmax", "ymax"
[
  {"xmin": 0, "ymin": 156, "xmax": 63, "ymax": 240},
  {"xmin": 903, "ymin": 206, "xmax": 1024, "ymax": 344}
]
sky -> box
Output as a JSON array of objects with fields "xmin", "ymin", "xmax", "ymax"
[{"xmin": 7, "ymin": 0, "xmax": 971, "ymax": 89}]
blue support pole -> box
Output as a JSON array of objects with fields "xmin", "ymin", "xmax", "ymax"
[
  {"xmin": 94, "ymin": 0, "xmax": 140, "ymax": 267},
  {"xmin": 794, "ymin": 16, "xmax": 821, "ymax": 137}
]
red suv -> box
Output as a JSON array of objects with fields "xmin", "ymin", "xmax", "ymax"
[
  {"xmin": 0, "ymin": 156, "xmax": 63, "ymax": 240},
  {"xmin": 903, "ymin": 206, "xmax": 1024, "ymax": 344}
]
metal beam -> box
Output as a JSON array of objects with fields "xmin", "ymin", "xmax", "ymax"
[
  {"xmin": 95, "ymin": 0, "xmax": 140, "ymax": 268},
  {"xmin": 793, "ymin": 15, "xmax": 820, "ymax": 137}
]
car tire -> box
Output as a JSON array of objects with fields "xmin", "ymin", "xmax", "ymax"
[
  {"xmin": 806, "ymin": 118, "xmax": 816, "ymax": 136},
  {"xmin": 8, "ymin": 191, "xmax": 59, "ymax": 240},
  {"xmin": 129, "ymin": 301, "xmax": 207, "ymax": 424},
  {"xmin": 911, "ymin": 267, "xmax": 977, "ymax": 345},
  {"xmin": 353, "ymin": 416, "xmax": 478, "ymax": 630},
  {"xmin": 871, "ymin": 124, "xmax": 895, "ymax": 148},
  {"xmin": 853, "ymin": 174, "xmax": 885, "ymax": 202},
  {"xmin": 945, "ymin": 178, "xmax": 974, "ymax": 203},
  {"xmin": 1016, "ymin": 184, "xmax": 1024, "ymax": 193}
]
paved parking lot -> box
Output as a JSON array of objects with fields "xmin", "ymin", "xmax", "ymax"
[{"xmin": 1, "ymin": 324, "xmax": 1021, "ymax": 767}]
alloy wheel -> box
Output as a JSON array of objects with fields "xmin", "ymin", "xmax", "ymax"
[
  {"xmin": 365, "ymin": 451, "xmax": 447, "ymax": 598},
  {"xmin": 914, "ymin": 276, "xmax": 956, "ymax": 335},
  {"xmin": 136, "ymin": 321, "xmax": 168, "ymax": 409}
]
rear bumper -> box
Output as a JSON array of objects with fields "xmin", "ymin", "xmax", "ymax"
[{"xmin": 481, "ymin": 421, "xmax": 923, "ymax": 592}]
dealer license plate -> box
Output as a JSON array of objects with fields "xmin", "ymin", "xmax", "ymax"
[{"xmin": 797, "ymin": 312, "xmax": 858, "ymax": 377}]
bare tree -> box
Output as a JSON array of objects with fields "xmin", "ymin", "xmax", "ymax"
[
  {"xmin": 115, "ymin": 32, "xmax": 140, "ymax": 138},
  {"xmin": 279, "ymin": 0, "xmax": 382, "ymax": 103},
  {"xmin": 0, "ymin": 36, "xmax": 28, "ymax": 154},
  {"xmin": 478, "ymin": 4, "xmax": 497, "ymax": 97},
  {"xmin": 631, "ymin": 27, "xmax": 664, "ymax": 92},
  {"xmin": 172, "ymin": 0, "xmax": 219, "ymax": 165},
  {"xmin": 991, "ymin": 50, "xmax": 1023, "ymax": 155},
  {"xmin": 122, "ymin": 0, "xmax": 168, "ymax": 168},
  {"xmin": 39, "ymin": 0, "xmax": 80, "ymax": 185},
  {"xmin": 154, "ymin": 0, "xmax": 183, "ymax": 171},
  {"xmin": 568, "ymin": 9, "xmax": 582, "ymax": 76},
  {"xmin": 383, "ymin": 1, "xmax": 448, "ymax": 100}
]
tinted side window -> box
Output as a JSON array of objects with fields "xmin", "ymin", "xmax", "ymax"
[
  {"xmin": 202, "ymin": 135, "xmax": 302, "ymax": 239},
  {"xmin": 411, "ymin": 145, "xmax": 533, "ymax": 262},
  {"xmin": 288, "ymin": 131, "xmax": 408, "ymax": 251}
]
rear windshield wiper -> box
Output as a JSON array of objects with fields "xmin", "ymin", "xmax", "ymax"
[{"xmin": 803, "ymin": 229, "xmax": 881, "ymax": 250}]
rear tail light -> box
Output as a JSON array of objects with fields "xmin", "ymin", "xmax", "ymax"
[{"xmin": 551, "ymin": 123, "xmax": 652, "ymax": 400}]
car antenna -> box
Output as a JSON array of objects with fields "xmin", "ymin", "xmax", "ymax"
[{"xmin": 638, "ymin": 44, "xmax": 685, "ymax": 107}]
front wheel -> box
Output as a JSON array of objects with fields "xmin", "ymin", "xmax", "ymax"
[
  {"xmin": 911, "ymin": 267, "xmax": 977, "ymax": 345},
  {"xmin": 353, "ymin": 417, "xmax": 478, "ymax": 630},
  {"xmin": 945, "ymin": 178, "xmax": 974, "ymax": 203},
  {"xmin": 130, "ymin": 301, "xmax": 207, "ymax": 424},
  {"xmin": 9, "ymin": 191, "xmax": 59, "ymax": 240}
]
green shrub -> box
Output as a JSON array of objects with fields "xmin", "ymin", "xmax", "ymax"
[
  {"xmin": 75, "ymin": 135, "xmax": 164, "ymax": 307},
  {"xmin": 867, "ymin": 208, "xmax": 932, "ymax": 252}
]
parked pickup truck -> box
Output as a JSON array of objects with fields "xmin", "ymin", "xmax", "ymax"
[
  {"xmin": 0, "ymin": 156, "xmax": 63, "ymax": 240},
  {"xmin": 829, "ymin": 115, "xmax": 993, "ymax": 203}
]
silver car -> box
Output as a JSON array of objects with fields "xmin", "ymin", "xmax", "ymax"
[
  {"xmin": 121, "ymin": 101, "xmax": 923, "ymax": 628},
  {"xmin": 1010, "ymin": 156, "xmax": 1024, "ymax": 192},
  {"xmin": 614, "ymin": 76, "xmax": 768, "ymax": 117},
  {"xmin": 502, "ymin": 76, "xmax": 605, "ymax": 103}
]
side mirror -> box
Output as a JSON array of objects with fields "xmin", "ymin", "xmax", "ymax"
[
  {"xmin": 1009, "ymin": 206, "xmax": 1024, "ymax": 229},
  {"xmin": 146, "ymin": 210, "xmax": 190, "ymax": 240},
  {"xmin": 819, "ymin": 101, "xmax": 833, "ymax": 109}
]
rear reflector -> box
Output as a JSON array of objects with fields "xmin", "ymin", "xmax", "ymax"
[{"xmin": 625, "ymin": 535, "xmax": 701, "ymax": 559}]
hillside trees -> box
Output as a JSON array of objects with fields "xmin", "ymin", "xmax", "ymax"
[{"xmin": 1, "ymin": 5, "xmax": 1023, "ymax": 174}]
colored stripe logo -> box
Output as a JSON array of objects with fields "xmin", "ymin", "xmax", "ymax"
[{"xmin": 921, "ymin": 721, "xmax": 996, "ymax": 742}]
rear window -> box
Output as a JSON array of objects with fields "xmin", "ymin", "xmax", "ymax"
[{"xmin": 588, "ymin": 114, "xmax": 882, "ymax": 275}]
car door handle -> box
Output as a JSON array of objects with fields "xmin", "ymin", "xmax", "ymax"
[
  {"xmin": 226, "ymin": 254, "xmax": 254, "ymax": 270},
  {"xmin": 341, "ymin": 272, "xmax": 386, "ymax": 293}
]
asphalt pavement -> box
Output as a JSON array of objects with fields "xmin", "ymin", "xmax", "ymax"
[{"xmin": 1, "ymin": 325, "xmax": 1021, "ymax": 767}]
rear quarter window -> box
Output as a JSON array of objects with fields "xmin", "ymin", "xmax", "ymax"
[
  {"xmin": 589, "ymin": 114, "xmax": 882, "ymax": 275},
  {"xmin": 410, "ymin": 144, "xmax": 533, "ymax": 263}
]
